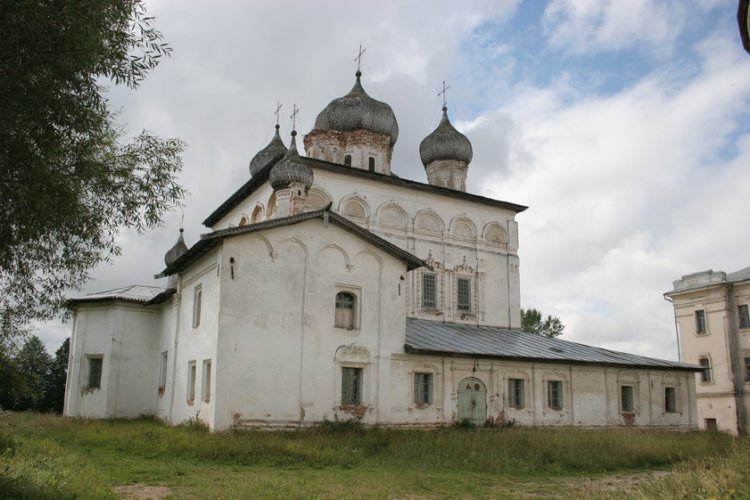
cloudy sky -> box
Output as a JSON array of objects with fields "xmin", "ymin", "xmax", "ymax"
[{"xmin": 38, "ymin": 0, "xmax": 750, "ymax": 362}]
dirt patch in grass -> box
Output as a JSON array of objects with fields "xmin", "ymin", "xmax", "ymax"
[
  {"xmin": 568, "ymin": 470, "xmax": 672, "ymax": 496},
  {"xmin": 113, "ymin": 483, "xmax": 172, "ymax": 500}
]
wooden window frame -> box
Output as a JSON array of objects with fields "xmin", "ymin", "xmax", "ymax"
[
  {"xmin": 413, "ymin": 372, "xmax": 433, "ymax": 406},
  {"xmin": 547, "ymin": 380, "xmax": 563, "ymax": 411},
  {"xmin": 508, "ymin": 378, "xmax": 525, "ymax": 409}
]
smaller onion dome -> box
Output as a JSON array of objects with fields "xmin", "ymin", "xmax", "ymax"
[
  {"xmin": 249, "ymin": 124, "xmax": 287, "ymax": 176},
  {"xmin": 419, "ymin": 107, "xmax": 473, "ymax": 167},
  {"xmin": 269, "ymin": 131, "xmax": 313, "ymax": 190},
  {"xmin": 314, "ymin": 71, "xmax": 399, "ymax": 146},
  {"xmin": 164, "ymin": 228, "xmax": 188, "ymax": 266}
]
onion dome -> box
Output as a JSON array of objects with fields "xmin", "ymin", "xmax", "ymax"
[
  {"xmin": 249, "ymin": 124, "xmax": 287, "ymax": 176},
  {"xmin": 419, "ymin": 107, "xmax": 473, "ymax": 166},
  {"xmin": 164, "ymin": 228, "xmax": 188, "ymax": 266},
  {"xmin": 314, "ymin": 71, "xmax": 399, "ymax": 146},
  {"xmin": 269, "ymin": 131, "xmax": 313, "ymax": 190}
]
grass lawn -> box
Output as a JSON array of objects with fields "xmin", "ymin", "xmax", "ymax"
[{"xmin": 0, "ymin": 412, "xmax": 746, "ymax": 499}]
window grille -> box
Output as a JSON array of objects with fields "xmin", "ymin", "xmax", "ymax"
[
  {"xmin": 457, "ymin": 277, "xmax": 471, "ymax": 311},
  {"xmin": 335, "ymin": 292, "xmax": 355, "ymax": 329},
  {"xmin": 413, "ymin": 373, "xmax": 433, "ymax": 405},
  {"xmin": 193, "ymin": 285, "xmax": 202, "ymax": 328},
  {"xmin": 665, "ymin": 387, "xmax": 677, "ymax": 413},
  {"xmin": 422, "ymin": 273, "xmax": 437, "ymax": 309},
  {"xmin": 87, "ymin": 357, "xmax": 103, "ymax": 388},
  {"xmin": 699, "ymin": 357, "xmax": 712, "ymax": 383},
  {"xmin": 739, "ymin": 305, "xmax": 750, "ymax": 329},
  {"xmin": 508, "ymin": 378, "xmax": 524, "ymax": 408},
  {"xmin": 621, "ymin": 385, "xmax": 634, "ymax": 412},
  {"xmin": 547, "ymin": 380, "xmax": 563, "ymax": 410},
  {"xmin": 695, "ymin": 310, "xmax": 706, "ymax": 334},
  {"xmin": 341, "ymin": 367, "xmax": 363, "ymax": 405}
]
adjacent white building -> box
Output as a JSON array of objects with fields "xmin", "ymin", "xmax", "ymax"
[
  {"xmin": 666, "ymin": 266, "xmax": 750, "ymax": 434},
  {"xmin": 65, "ymin": 70, "xmax": 700, "ymax": 431}
]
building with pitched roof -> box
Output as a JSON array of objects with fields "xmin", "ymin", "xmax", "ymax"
[
  {"xmin": 666, "ymin": 266, "xmax": 750, "ymax": 434},
  {"xmin": 65, "ymin": 70, "xmax": 700, "ymax": 430}
]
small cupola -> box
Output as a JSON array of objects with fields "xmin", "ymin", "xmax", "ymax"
[
  {"xmin": 249, "ymin": 124, "xmax": 287, "ymax": 177},
  {"xmin": 164, "ymin": 228, "xmax": 188, "ymax": 289},
  {"xmin": 419, "ymin": 105, "xmax": 473, "ymax": 192},
  {"xmin": 269, "ymin": 128, "xmax": 313, "ymax": 218}
]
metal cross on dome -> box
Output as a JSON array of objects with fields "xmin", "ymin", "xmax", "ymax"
[
  {"xmin": 290, "ymin": 104, "xmax": 299, "ymax": 131},
  {"xmin": 355, "ymin": 44, "xmax": 367, "ymax": 72},
  {"xmin": 438, "ymin": 80, "xmax": 451, "ymax": 108},
  {"xmin": 274, "ymin": 101, "xmax": 282, "ymax": 126}
]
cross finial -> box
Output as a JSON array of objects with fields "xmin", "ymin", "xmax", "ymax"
[
  {"xmin": 438, "ymin": 80, "xmax": 451, "ymax": 109},
  {"xmin": 274, "ymin": 101, "xmax": 282, "ymax": 126},
  {"xmin": 289, "ymin": 104, "xmax": 299, "ymax": 131},
  {"xmin": 355, "ymin": 44, "xmax": 367, "ymax": 73}
]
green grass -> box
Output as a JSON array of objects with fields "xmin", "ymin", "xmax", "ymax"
[{"xmin": 0, "ymin": 411, "xmax": 744, "ymax": 499}]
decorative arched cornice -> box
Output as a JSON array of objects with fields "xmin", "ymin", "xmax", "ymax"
[
  {"xmin": 414, "ymin": 208, "xmax": 445, "ymax": 233},
  {"xmin": 338, "ymin": 193, "xmax": 370, "ymax": 220},
  {"xmin": 320, "ymin": 243, "xmax": 352, "ymax": 269},
  {"xmin": 449, "ymin": 215, "xmax": 477, "ymax": 239}
]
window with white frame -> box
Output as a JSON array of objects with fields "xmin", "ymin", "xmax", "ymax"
[
  {"xmin": 621, "ymin": 385, "xmax": 634, "ymax": 412},
  {"xmin": 202, "ymin": 359, "xmax": 211, "ymax": 403},
  {"xmin": 457, "ymin": 277, "xmax": 471, "ymax": 312},
  {"xmin": 547, "ymin": 380, "xmax": 563, "ymax": 410},
  {"xmin": 158, "ymin": 351, "xmax": 168, "ymax": 392},
  {"xmin": 335, "ymin": 292, "xmax": 356, "ymax": 330},
  {"xmin": 699, "ymin": 357, "xmax": 712, "ymax": 383},
  {"xmin": 695, "ymin": 309, "xmax": 707, "ymax": 334},
  {"xmin": 739, "ymin": 305, "xmax": 750, "ymax": 329},
  {"xmin": 665, "ymin": 387, "xmax": 677, "ymax": 413},
  {"xmin": 422, "ymin": 272, "xmax": 437, "ymax": 309},
  {"xmin": 187, "ymin": 361, "xmax": 196, "ymax": 404},
  {"xmin": 341, "ymin": 367, "xmax": 363, "ymax": 405},
  {"xmin": 508, "ymin": 378, "xmax": 525, "ymax": 408},
  {"xmin": 193, "ymin": 285, "xmax": 202, "ymax": 328},
  {"xmin": 85, "ymin": 356, "xmax": 103, "ymax": 389},
  {"xmin": 413, "ymin": 372, "xmax": 433, "ymax": 405}
]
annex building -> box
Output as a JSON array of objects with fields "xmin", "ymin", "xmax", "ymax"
[
  {"xmin": 65, "ymin": 69, "xmax": 700, "ymax": 431},
  {"xmin": 667, "ymin": 266, "xmax": 750, "ymax": 434}
]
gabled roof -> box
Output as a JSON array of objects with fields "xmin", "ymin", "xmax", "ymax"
[
  {"xmin": 202, "ymin": 157, "xmax": 527, "ymax": 227},
  {"xmin": 159, "ymin": 209, "xmax": 427, "ymax": 278},
  {"xmin": 404, "ymin": 318, "xmax": 699, "ymax": 371},
  {"xmin": 728, "ymin": 265, "xmax": 750, "ymax": 283},
  {"xmin": 67, "ymin": 285, "xmax": 167, "ymax": 306}
]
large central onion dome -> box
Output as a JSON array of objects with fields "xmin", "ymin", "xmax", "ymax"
[
  {"xmin": 249, "ymin": 124, "xmax": 287, "ymax": 177},
  {"xmin": 419, "ymin": 106, "xmax": 473, "ymax": 166},
  {"xmin": 314, "ymin": 71, "xmax": 399, "ymax": 146},
  {"xmin": 269, "ymin": 131, "xmax": 313, "ymax": 190}
]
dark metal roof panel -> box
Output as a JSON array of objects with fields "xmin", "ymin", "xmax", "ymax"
[{"xmin": 404, "ymin": 318, "xmax": 699, "ymax": 371}]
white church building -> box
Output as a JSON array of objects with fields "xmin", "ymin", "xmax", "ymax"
[{"xmin": 65, "ymin": 70, "xmax": 700, "ymax": 431}]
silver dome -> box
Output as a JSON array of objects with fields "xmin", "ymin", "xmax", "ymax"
[
  {"xmin": 164, "ymin": 229, "xmax": 188, "ymax": 266},
  {"xmin": 314, "ymin": 71, "xmax": 399, "ymax": 146},
  {"xmin": 249, "ymin": 125, "xmax": 287, "ymax": 177},
  {"xmin": 419, "ymin": 107, "xmax": 473, "ymax": 166},
  {"xmin": 269, "ymin": 132, "xmax": 313, "ymax": 190}
]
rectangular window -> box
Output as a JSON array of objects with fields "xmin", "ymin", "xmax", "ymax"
[
  {"xmin": 422, "ymin": 273, "xmax": 437, "ymax": 309},
  {"xmin": 335, "ymin": 292, "xmax": 355, "ymax": 330},
  {"xmin": 508, "ymin": 378, "xmax": 525, "ymax": 408},
  {"xmin": 457, "ymin": 277, "xmax": 471, "ymax": 312},
  {"xmin": 699, "ymin": 357, "xmax": 712, "ymax": 383},
  {"xmin": 158, "ymin": 351, "xmax": 168, "ymax": 392},
  {"xmin": 547, "ymin": 380, "xmax": 563, "ymax": 410},
  {"xmin": 621, "ymin": 385, "xmax": 634, "ymax": 412},
  {"xmin": 368, "ymin": 156, "xmax": 375, "ymax": 171},
  {"xmin": 665, "ymin": 387, "xmax": 677, "ymax": 413},
  {"xmin": 202, "ymin": 359, "xmax": 211, "ymax": 403},
  {"xmin": 187, "ymin": 361, "xmax": 196, "ymax": 404},
  {"xmin": 695, "ymin": 309, "xmax": 706, "ymax": 334},
  {"xmin": 193, "ymin": 285, "xmax": 202, "ymax": 328},
  {"xmin": 341, "ymin": 367, "xmax": 363, "ymax": 405},
  {"xmin": 739, "ymin": 305, "xmax": 750, "ymax": 329},
  {"xmin": 344, "ymin": 154, "xmax": 352, "ymax": 166},
  {"xmin": 413, "ymin": 373, "xmax": 433, "ymax": 405},
  {"xmin": 86, "ymin": 356, "xmax": 103, "ymax": 389},
  {"xmin": 745, "ymin": 357, "xmax": 750, "ymax": 382},
  {"xmin": 705, "ymin": 418, "xmax": 717, "ymax": 431}
]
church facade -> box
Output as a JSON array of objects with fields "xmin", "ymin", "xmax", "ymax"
[{"xmin": 65, "ymin": 70, "xmax": 700, "ymax": 431}]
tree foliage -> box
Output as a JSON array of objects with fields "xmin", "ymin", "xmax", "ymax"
[
  {"xmin": 0, "ymin": 0, "xmax": 185, "ymax": 334},
  {"xmin": 521, "ymin": 308, "xmax": 565, "ymax": 338}
]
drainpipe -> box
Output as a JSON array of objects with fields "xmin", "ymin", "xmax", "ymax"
[
  {"xmin": 663, "ymin": 294, "xmax": 681, "ymax": 362},
  {"xmin": 725, "ymin": 282, "xmax": 747, "ymax": 436}
]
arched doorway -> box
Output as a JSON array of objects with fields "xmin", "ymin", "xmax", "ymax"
[{"xmin": 457, "ymin": 377, "xmax": 487, "ymax": 426}]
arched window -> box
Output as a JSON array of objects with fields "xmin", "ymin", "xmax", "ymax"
[
  {"xmin": 335, "ymin": 292, "xmax": 355, "ymax": 329},
  {"xmin": 344, "ymin": 154, "xmax": 352, "ymax": 166}
]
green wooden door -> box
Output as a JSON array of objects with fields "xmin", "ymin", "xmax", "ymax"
[{"xmin": 457, "ymin": 377, "xmax": 487, "ymax": 425}]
